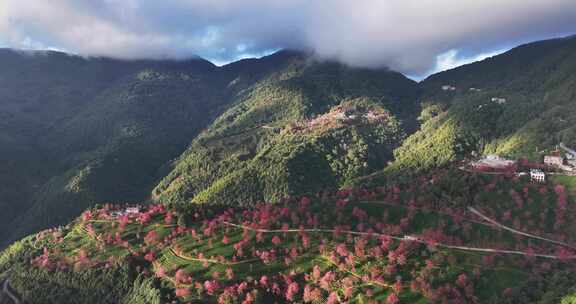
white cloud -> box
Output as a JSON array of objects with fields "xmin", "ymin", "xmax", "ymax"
[
  {"xmin": 434, "ymin": 49, "xmax": 504, "ymax": 73},
  {"xmin": 0, "ymin": 0, "xmax": 575, "ymax": 76}
]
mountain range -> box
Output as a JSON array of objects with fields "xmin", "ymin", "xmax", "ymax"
[
  {"xmin": 0, "ymin": 48, "xmax": 421, "ymax": 248},
  {"xmin": 0, "ymin": 35, "xmax": 576, "ymax": 303}
]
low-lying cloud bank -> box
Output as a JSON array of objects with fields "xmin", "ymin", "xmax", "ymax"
[{"xmin": 1, "ymin": 0, "xmax": 575, "ymax": 76}]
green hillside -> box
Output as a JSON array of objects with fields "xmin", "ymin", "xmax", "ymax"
[
  {"xmin": 153, "ymin": 58, "xmax": 419, "ymax": 209},
  {"xmin": 352, "ymin": 36, "xmax": 576, "ymax": 187},
  {"xmin": 3, "ymin": 35, "xmax": 576, "ymax": 303},
  {"xmin": 421, "ymin": 36, "xmax": 576, "ymax": 158},
  {"xmin": 0, "ymin": 49, "xmax": 420, "ymax": 249},
  {"xmin": 0, "ymin": 50, "xmax": 229, "ymax": 248}
]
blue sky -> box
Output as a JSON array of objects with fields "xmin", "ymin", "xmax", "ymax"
[{"xmin": 0, "ymin": 0, "xmax": 575, "ymax": 78}]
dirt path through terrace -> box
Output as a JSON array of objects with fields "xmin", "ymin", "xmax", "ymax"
[
  {"xmin": 359, "ymin": 200, "xmax": 576, "ymax": 249},
  {"xmin": 221, "ymin": 221, "xmax": 576, "ymax": 260},
  {"xmin": 468, "ymin": 207, "xmax": 576, "ymax": 249},
  {"xmin": 169, "ymin": 247, "xmax": 260, "ymax": 266}
]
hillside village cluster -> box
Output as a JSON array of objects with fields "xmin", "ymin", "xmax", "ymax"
[
  {"xmin": 285, "ymin": 104, "xmax": 388, "ymax": 134},
  {"xmin": 442, "ymin": 84, "xmax": 576, "ymax": 182},
  {"xmin": 470, "ymin": 143, "xmax": 576, "ymax": 183},
  {"xmin": 441, "ymin": 84, "xmax": 507, "ymax": 107}
]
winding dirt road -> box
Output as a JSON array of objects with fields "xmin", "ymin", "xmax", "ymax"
[
  {"xmin": 221, "ymin": 221, "xmax": 576, "ymax": 261},
  {"xmin": 468, "ymin": 206, "xmax": 576, "ymax": 249}
]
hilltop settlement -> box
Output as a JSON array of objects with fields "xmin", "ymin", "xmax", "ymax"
[{"xmin": 467, "ymin": 143, "xmax": 576, "ymax": 182}]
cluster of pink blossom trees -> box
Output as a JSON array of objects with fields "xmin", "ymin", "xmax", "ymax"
[{"xmin": 29, "ymin": 168, "xmax": 576, "ymax": 303}]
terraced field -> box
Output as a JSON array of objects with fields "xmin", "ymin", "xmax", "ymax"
[{"xmin": 8, "ymin": 169, "xmax": 576, "ymax": 303}]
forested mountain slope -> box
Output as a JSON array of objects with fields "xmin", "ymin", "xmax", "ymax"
[
  {"xmin": 2, "ymin": 35, "xmax": 576, "ymax": 304},
  {"xmin": 356, "ymin": 35, "xmax": 576, "ymax": 185},
  {"xmin": 152, "ymin": 56, "xmax": 420, "ymax": 209},
  {"xmin": 0, "ymin": 49, "xmax": 420, "ymax": 248},
  {"xmin": 0, "ymin": 50, "xmax": 230, "ymax": 247},
  {"xmin": 423, "ymin": 36, "xmax": 576, "ymax": 156},
  {"xmin": 4, "ymin": 36, "xmax": 576, "ymax": 248}
]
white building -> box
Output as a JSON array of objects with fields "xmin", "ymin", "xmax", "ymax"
[
  {"xmin": 544, "ymin": 155, "xmax": 564, "ymax": 167},
  {"xmin": 125, "ymin": 207, "xmax": 140, "ymax": 214},
  {"xmin": 442, "ymin": 85, "xmax": 456, "ymax": 91},
  {"xmin": 110, "ymin": 206, "xmax": 141, "ymax": 218},
  {"xmin": 486, "ymin": 155, "xmax": 501, "ymax": 161},
  {"xmin": 491, "ymin": 97, "xmax": 507, "ymax": 104},
  {"xmin": 530, "ymin": 169, "xmax": 546, "ymax": 183}
]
